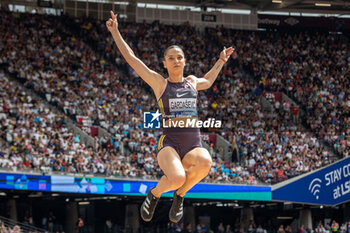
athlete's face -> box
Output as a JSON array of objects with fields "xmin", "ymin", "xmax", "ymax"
[{"xmin": 163, "ymin": 48, "xmax": 186, "ymax": 73}]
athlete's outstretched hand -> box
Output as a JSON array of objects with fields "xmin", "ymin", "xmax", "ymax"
[
  {"xmin": 219, "ymin": 47, "xmax": 236, "ymax": 62},
  {"xmin": 106, "ymin": 11, "xmax": 118, "ymax": 33}
]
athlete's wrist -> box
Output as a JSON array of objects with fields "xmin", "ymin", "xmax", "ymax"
[{"xmin": 219, "ymin": 57, "xmax": 227, "ymax": 63}]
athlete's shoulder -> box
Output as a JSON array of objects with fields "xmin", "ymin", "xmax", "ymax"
[
  {"xmin": 186, "ymin": 75, "xmax": 198, "ymax": 80},
  {"xmin": 185, "ymin": 75, "xmax": 198, "ymax": 84},
  {"xmin": 185, "ymin": 75, "xmax": 198, "ymax": 91}
]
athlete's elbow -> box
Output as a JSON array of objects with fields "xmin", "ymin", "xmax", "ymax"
[
  {"xmin": 129, "ymin": 49, "xmax": 135, "ymax": 56},
  {"xmin": 197, "ymin": 84, "xmax": 211, "ymax": 91},
  {"xmin": 204, "ymin": 81, "xmax": 214, "ymax": 90},
  {"xmin": 124, "ymin": 52, "xmax": 135, "ymax": 60},
  {"xmin": 199, "ymin": 78, "xmax": 213, "ymax": 90}
]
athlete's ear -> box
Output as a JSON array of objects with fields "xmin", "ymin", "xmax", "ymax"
[{"xmin": 163, "ymin": 60, "xmax": 167, "ymax": 69}]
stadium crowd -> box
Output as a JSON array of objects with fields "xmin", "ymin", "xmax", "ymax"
[
  {"xmin": 0, "ymin": 11, "xmax": 258, "ymax": 184},
  {"xmin": 0, "ymin": 69, "xmax": 258, "ymax": 183},
  {"xmin": 233, "ymin": 29, "xmax": 350, "ymax": 158},
  {"xmin": 166, "ymin": 219, "xmax": 350, "ymax": 233},
  {"xmin": 0, "ymin": 10, "xmax": 346, "ymax": 185},
  {"xmin": 0, "ymin": 223, "xmax": 21, "ymax": 233},
  {"xmin": 67, "ymin": 15, "xmax": 336, "ymax": 183}
]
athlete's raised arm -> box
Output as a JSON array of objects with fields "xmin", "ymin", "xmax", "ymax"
[
  {"xmin": 106, "ymin": 11, "xmax": 166, "ymax": 98},
  {"xmin": 194, "ymin": 47, "xmax": 236, "ymax": 91}
]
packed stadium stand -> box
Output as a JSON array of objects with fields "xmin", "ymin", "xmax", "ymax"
[
  {"xmin": 0, "ymin": 0, "xmax": 350, "ymax": 232},
  {"xmin": 238, "ymin": 30, "xmax": 350, "ymax": 157},
  {"xmin": 1, "ymin": 10, "xmax": 342, "ymax": 185}
]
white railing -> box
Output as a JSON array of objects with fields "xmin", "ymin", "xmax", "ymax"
[{"xmin": 0, "ymin": 215, "xmax": 49, "ymax": 233}]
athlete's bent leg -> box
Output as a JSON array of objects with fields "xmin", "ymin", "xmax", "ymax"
[
  {"xmin": 141, "ymin": 147, "xmax": 186, "ymax": 222},
  {"xmin": 169, "ymin": 147, "xmax": 212, "ymax": 223},
  {"xmin": 152, "ymin": 147, "xmax": 186, "ymax": 197},
  {"xmin": 177, "ymin": 147, "xmax": 212, "ymax": 196}
]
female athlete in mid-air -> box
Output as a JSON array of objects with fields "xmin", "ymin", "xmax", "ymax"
[{"xmin": 106, "ymin": 11, "xmax": 235, "ymax": 223}]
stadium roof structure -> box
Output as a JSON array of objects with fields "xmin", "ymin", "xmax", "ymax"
[
  {"xmin": 140, "ymin": 0, "xmax": 350, "ymax": 14},
  {"xmin": 6, "ymin": 0, "xmax": 350, "ymax": 15}
]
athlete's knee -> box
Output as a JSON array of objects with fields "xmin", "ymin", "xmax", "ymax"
[
  {"xmin": 169, "ymin": 173, "xmax": 186, "ymax": 189},
  {"xmin": 198, "ymin": 155, "xmax": 212, "ymax": 171}
]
